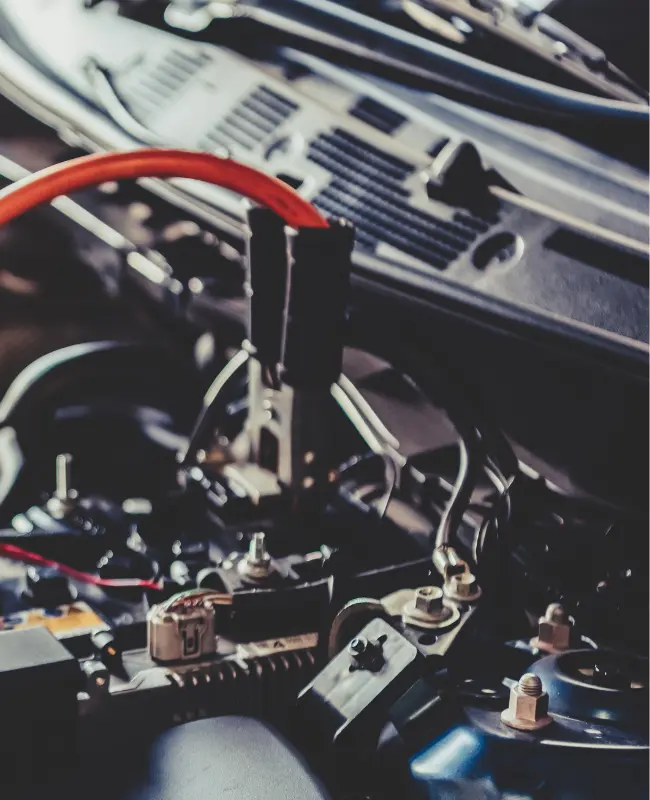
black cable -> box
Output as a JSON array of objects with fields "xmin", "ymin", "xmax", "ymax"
[
  {"xmin": 349, "ymin": 315, "xmax": 519, "ymax": 554},
  {"xmin": 256, "ymin": 0, "xmax": 649, "ymax": 119},
  {"xmin": 473, "ymin": 459, "xmax": 514, "ymax": 565},
  {"xmin": 434, "ymin": 434, "xmax": 479, "ymax": 550}
]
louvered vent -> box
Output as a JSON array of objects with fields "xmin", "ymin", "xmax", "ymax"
[
  {"xmin": 349, "ymin": 97, "xmax": 406, "ymax": 135},
  {"xmin": 201, "ymin": 86, "xmax": 298, "ymax": 153},
  {"xmin": 308, "ymin": 129, "xmax": 492, "ymax": 270},
  {"xmin": 122, "ymin": 49, "xmax": 212, "ymax": 121}
]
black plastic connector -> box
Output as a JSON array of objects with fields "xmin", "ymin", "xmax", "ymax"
[
  {"xmin": 282, "ymin": 219, "xmax": 355, "ymax": 389},
  {"xmin": 246, "ymin": 207, "xmax": 290, "ymax": 371}
]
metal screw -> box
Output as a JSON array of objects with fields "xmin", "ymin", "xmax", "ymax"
[
  {"xmin": 249, "ymin": 532, "xmax": 269, "ymax": 565},
  {"xmin": 443, "ymin": 570, "xmax": 482, "ymax": 602},
  {"xmin": 414, "ymin": 586, "xmax": 445, "ymax": 616},
  {"xmin": 54, "ymin": 453, "xmax": 73, "ymax": 501},
  {"xmin": 403, "ymin": 586, "xmax": 460, "ymax": 630},
  {"xmin": 518, "ymin": 673, "xmax": 543, "ymax": 696},
  {"xmin": 531, "ymin": 602, "xmax": 571, "ymax": 653},
  {"xmin": 348, "ymin": 637, "xmax": 367, "ymax": 656},
  {"xmin": 501, "ymin": 672, "xmax": 552, "ymax": 731}
]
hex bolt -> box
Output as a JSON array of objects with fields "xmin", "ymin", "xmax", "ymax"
[
  {"xmin": 347, "ymin": 635, "xmax": 385, "ymax": 672},
  {"xmin": 501, "ymin": 673, "xmax": 552, "ymax": 731},
  {"xmin": 402, "ymin": 586, "xmax": 460, "ymax": 630},
  {"xmin": 348, "ymin": 637, "xmax": 368, "ymax": 656},
  {"xmin": 414, "ymin": 586, "xmax": 445, "ymax": 616},
  {"xmin": 531, "ymin": 602, "xmax": 572, "ymax": 653},
  {"xmin": 443, "ymin": 570, "xmax": 482, "ymax": 603}
]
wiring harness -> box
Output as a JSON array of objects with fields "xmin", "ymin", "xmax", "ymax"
[{"xmin": 0, "ymin": 148, "xmax": 329, "ymax": 230}]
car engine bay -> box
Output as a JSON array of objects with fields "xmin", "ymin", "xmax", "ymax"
[{"xmin": 0, "ymin": 1, "xmax": 647, "ymax": 798}]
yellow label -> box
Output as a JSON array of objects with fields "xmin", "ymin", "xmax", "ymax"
[{"xmin": 0, "ymin": 602, "xmax": 105, "ymax": 636}]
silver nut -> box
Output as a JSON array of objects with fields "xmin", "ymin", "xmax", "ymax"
[
  {"xmin": 443, "ymin": 571, "xmax": 482, "ymax": 602},
  {"xmin": 501, "ymin": 673, "xmax": 552, "ymax": 731},
  {"xmin": 414, "ymin": 586, "xmax": 444, "ymax": 616},
  {"xmin": 531, "ymin": 603, "xmax": 571, "ymax": 653}
]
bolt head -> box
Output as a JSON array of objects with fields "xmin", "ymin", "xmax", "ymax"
[
  {"xmin": 535, "ymin": 615, "xmax": 571, "ymax": 652},
  {"xmin": 511, "ymin": 684, "xmax": 549, "ymax": 721},
  {"xmin": 444, "ymin": 571, "xmax": 481, "ymax": 602},
  {"xmin": 501, "ymin": 679, "xmax": 552, "ymax": 731},
  {"xmin": 414, "ymin": 586, "xmax": 444, "ymax": 615},
  {"xmin": 348, "ymin": 637, "xmax": 367, "ymax": 656}
]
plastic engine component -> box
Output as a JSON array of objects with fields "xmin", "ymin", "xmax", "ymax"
[{"xmin": 126, "ymin": 716, "xmax": 330, "ymax": 800}]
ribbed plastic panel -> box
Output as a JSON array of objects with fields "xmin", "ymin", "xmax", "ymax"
[
  {"xmin": 201, "ymin": 85, "xmax": 298, "ymax": 152},
  {"xmin": 122, "ymin": 49, "xmax": 212, "ymax": 121},
  {"xmin": 308, "ymin": 129, "xmax": 492, "ymax": 269}
]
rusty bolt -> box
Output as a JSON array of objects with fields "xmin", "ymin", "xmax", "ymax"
[
  {"xmin": 414, "ymin": 586, "xmax": 445, "ymax": 616},
  {"xmin": 443, "ymin": 570, "xmax": 482, "ymax": 602},
  {"xmin": 402, "ymin": 586, "xmax": 459, "ymax": 630},
  {"xmin": 501, "ymin": 673, "xmax": 552, "ymax": 731},
  {"xmin": 531, "ymin": 602, "xmax": 571, "ymax": 653}
]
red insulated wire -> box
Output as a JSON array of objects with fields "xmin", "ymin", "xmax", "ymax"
[
  {"xmin": 0, "ymin": 543, "xmax": 162, "ymax": 591},
  {"xmin": 0, "ymin": 148, "xmax": 329, "ymax": 230},
  {"xmin": 0, "ymin": 150, "xmax": 327, "ymax": 589}
]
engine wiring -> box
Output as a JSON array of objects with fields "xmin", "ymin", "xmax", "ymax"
[
  {"xmin": 160, "ymin": 588, "xmax": 233, "ymax": 612},
  {"xmin": 343, "ymin": 330, "xmax": 520, "ymax": 572},
  {"xmin": 0, "ymin": 149, "xmax": 329, "ymax": 231},
  {"xmin": 0, "ymin": 146, "xmax": 516, "ymax": 590},
  {"xmin": 0, "ymin": 542, "xmax": 163, "ymax": 590}
]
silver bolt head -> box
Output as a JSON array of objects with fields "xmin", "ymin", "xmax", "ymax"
[
  {"xmin": 414, "ymin": 586, "xmax": 444, "ymax": 615},
  {"xmin": 348, "ymin": 637, "xmax": 367, "ymax": 656}
]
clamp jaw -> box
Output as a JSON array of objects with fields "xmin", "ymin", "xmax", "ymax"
[{"xmin": 182, "ymin": 209, "xmax": 404, "ymax": 520}]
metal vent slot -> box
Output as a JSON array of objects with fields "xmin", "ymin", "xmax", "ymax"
[
  {"xmin": 121, "ymin": 49, "xmax": 211, "ymax": 121},
  {"xmin": 349, "ymin": 97, "xmax": 407, "ymax": 135},
  {"xmin": 308, "ymin": 129, "xmax": 491, "ymax": 269},
  {"xmin": 201, "ymin": 86, "xmax": 298, "ymax": 152}
]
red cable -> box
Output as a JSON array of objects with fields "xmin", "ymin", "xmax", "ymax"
[
  {"xmin": 0, "ymin": 150, "xmax": 327, "ymax": 588},
  {"xmin": 0, "ymin": 543, "xmax": 162, "ymax": 591},
  {"xmin": 0, "ymin": 149, "xmax": 329, "ymax": 230}
]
